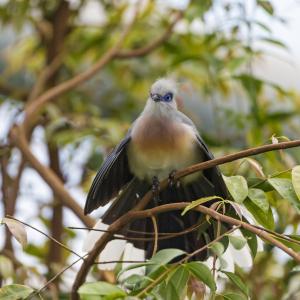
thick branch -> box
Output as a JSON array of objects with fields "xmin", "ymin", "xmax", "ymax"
[
  {"xmin": 136, "ymin": 139, "xmax": 300, "ymax": 211},
  {"xmin": 27, "ymin": 54, "xmax": 64, "ymax": 103},
  {"xmin": 115, "ymin": 11, "xmax": 183, "ymax": 59},
  {"xmin": 71, "ymin": 139, "xmax": 300, "ymax": 296},
  {"xmin": 8, "ymin": 5, "xmax": 140, "ymax": 229},
  {"xmin": 23, "ymin": 13, "xmax": 137, "ymax": 132},
  {"xmin": 9, "ymin": 125, "xmax": 94, "ymax": 228},
  {"xmin": 72, "ymin": 201, "xmax": 300, "ymax": 297}
]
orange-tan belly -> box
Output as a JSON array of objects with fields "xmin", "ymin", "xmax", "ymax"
[{"xmin": 127, "ymin": 116, "xmax": 202, "ymax": 182}]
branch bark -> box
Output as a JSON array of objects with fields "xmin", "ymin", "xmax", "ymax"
[
  {"xmin": 8, "ymin": 6, "xmax": 183, "ymax": 233},
  {"xmin": 72, "ymin": 201, "xmax": 300, "ymax": 298},
  {"xmin": 9, "ymin": 125, "xmax": 95, "ymax": 228},
  {"xmin": 71, "ymin": 139, "xmax": 300, "ymax": 297},
  {"xmin": 115, "ymin": 11, "xmax": 183, "ymax": 59},
  {"xmin": 47, "ymin": 144, "xmax": 65, "ymax": 281},
  {"xmin": 135, "ymin": 139, "xmax": 300, "ymax": 211},
  {"xmin": 23, "ymin": 12, "xmax": 137, "ymax": 132}
]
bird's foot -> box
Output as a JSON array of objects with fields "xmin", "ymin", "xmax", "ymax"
[
  {"xmin": 168, "ymin": 170, "xmax": 179, "ymax": 188},
  {"xmin": 152, "ymin": 176, "xmax": 160, "ymax": 203}
]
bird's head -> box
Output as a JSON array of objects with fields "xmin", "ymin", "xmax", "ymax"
[{"xmin": 149, "ymin": 78, "xmax": 178, "ymax": 109}]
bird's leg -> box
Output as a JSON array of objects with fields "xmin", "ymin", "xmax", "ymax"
[
  {"xmin": 152, "ymin": 176, "xmax": 160, "ymax": 204},
  {"xmin": 168, "ymin": 170, "xmax": 179, "ymax": 188}
]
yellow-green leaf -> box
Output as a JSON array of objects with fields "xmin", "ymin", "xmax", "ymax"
[
  {"xmin": 292, "ymin": 165, "xmax": 300, "ymax": 201},
  {"xmin": 223, "ymin": 175, "xmax": 248, "ymax": 203},
  {"xmin": 248, "ymin": 188, "xmax": 269, "ymax": 213},
  {"xmin": 181, "ymin": 196, "xmax": 223, "ymax": 216},
  {"xmin": 0, "ymin": 284, "xmax": 33, "ymax": 300},
  {"xmin": 269, "ymin": 178, "xmax": 300, "ymax": 212}
]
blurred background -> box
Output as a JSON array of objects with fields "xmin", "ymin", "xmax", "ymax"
[{"xmin": 0, "ymin": 0, "xmax": 300, "ymax": 299}]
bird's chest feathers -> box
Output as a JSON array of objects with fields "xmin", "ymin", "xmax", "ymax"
[{"xmin": 128, "ymin": 115, "xmax": 199, "ymax": 180}]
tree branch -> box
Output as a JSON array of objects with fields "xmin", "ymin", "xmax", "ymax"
[
  {"xmin": 71, "ymin": 139, "xmax": 300, "ymax": 297},
  {"xmin": 136, "ymin": 226, "xmax": 240, "ymax": 298},
  {"xmin": 151, "ymin": 215, "xmax": 158, "ymax": 256},
  {"xmin": 5, "ymin": 216, "xmax": 84, "ymax": 260},
  {"xmin": 9, "ymin": 125, "xmax": 95, "ymax": 228},
  {"xmin": 72, "ymin": 201, "xmax": 300, "ymax": 298},
  {"xmin": 27, "ymin": 53, "xmax": 64, "ymax": 103},
  {"xmin": 135, "ymin": 139, "xmax": 300, "ymax": 211},
  {"xmin": 115, "ymin": 11, "xmax": 183, "ymax": 59},
  {"xmin": 23, "ymin": 10, "xmax": 138, "ymax": 132}
]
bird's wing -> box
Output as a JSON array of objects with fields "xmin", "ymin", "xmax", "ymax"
[
  {"xmin": 84, "ymin": 131, "xmax": 133, "ymax": 215},
  {"xmin": 176, "ymin": 111, "xmax": 228, "ymax": 198}
]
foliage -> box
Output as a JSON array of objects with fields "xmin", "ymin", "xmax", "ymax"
[{"xmin": 0, "ymin": 0, "xmax": 300, "ymax": 299}]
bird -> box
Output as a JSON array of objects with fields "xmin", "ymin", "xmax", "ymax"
[{"xmin": 83, "ymin": 78, "xmax": 229, "ymax": 263}]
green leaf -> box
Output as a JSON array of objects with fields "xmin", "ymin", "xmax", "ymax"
[
  {"xmin": 227, "ymin": 57, "xmax": 247, "ymax": 72},
  {"xmin": 153, "ymin": 280, "xmax": 179, "ymax": 300},
  {"xmin": 151, "ymin": 283, "xmax": 166, "ymax": 300},
  {"xmin": 292, "ymin": 165, "xmax": 300, "ymax": 200},
  {"xmin": 222, "ymin": 271, "xmax": 249, "ymax": 296},
  {"xmin": 209, "ymin": 241, "xmax": 225, "ymax": 256},
  {"xmin": 257, "ymin": 0, "xmax": 274, "ymax": 15},
  {"xmin": 248, "ymin": 188, "xmax": 269, "ymax": 213},
  {"xmin": 240, "ymin": 228, "xmax": 258, "ymax": 258},
  {"xmin": 146, "ymin": 249, "xmax": 185, "ymax": 274},
  {"xmin": 260, "ymin": 37, "xmax": 287, "ymax": 49},
  {"xmin": 223, "ymin": 175, "xmax": 248, "ymax": 203},
  {"xmin": 186, "ymin": 262, "xmax": 216, "ymax": 291},
  {"xmin": 229, "ymin": 236, "xmax": 247, "ymax": 250},
  {"xmin": 181, "ymin": 196, "xmax": 223, "ymax": 216},
  {"xmin": 268, "ymin": 178, "xmax": 300, "ymax": 212},
  {"xmin": 122, "ymin": 274, "xmax": 144, "ymax": 290},
  {"xmin": 0, "ymin": 284, "xmax": 34, "ymax": 300},
  {"xmin": 78, "ymin": 282, "xmax": 126, "ymax": 300},
  {"xmin": 223, "ymin": 292, "xmax": 247, "ymax": 300},
  {"xmin": 165, "ymin": 281, "xmax": 180, "ymax": 300},
  {"xmin": 273, "ymin": 236, "xmax": 300, "ymax": 252},
  {"xmin": 244, "ymin": 198, "xmax": 275, "ymax": 230},
  {"xmin": 168, "ymin": 266, "xmax": 189, "ymax": 298},
  {"xmin": 118, "ymin": 262, "xmax": 153, "ymax": 280}
]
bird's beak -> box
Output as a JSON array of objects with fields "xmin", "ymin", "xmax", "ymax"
[{"xmin": 150, "ymin": 93, "xmax": 161, "ymax": 102}]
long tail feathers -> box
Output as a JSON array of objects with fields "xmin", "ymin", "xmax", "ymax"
[{"xmin": 83, "ymin": 174, "xmax": 233, "ymax": 269}]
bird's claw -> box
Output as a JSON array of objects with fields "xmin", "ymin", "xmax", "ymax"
[{"xmin": 168, "ymin": 170, "xmax": 178, "ymax": 187}]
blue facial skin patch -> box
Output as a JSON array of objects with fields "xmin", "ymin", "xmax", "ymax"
[{"xmin": 163, "ymin": 92, "xmax": 173, "ymax": 102}]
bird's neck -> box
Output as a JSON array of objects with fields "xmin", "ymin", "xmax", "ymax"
[{"xmin": 142, "ymin": 99, "xmax": 177, "ymax": 120}]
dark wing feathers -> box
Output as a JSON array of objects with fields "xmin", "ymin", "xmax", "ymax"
[
  {"xmin": 84, "ymin": 134, "xmax": 133, "ymax": 215},
  {"xmin": 196, "ymin": 135, "xmax": 228, "ymax": 198}
]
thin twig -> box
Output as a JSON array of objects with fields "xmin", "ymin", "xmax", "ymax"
[
  {"xmin": 69, "ymin": 221, "xmax": 206, "ymax": 239},
  {"xmin": 23, "ymin": 6, "xmax": 139, "ymax": 132},
  {"xmin": 69, "ymin": 221, "xmax": 208, "ymax": 242},
  {"xmin": 10, "ymin": 125, "xmax": 95, "ymax": 228},
  {"xmin": 71, "ymin": 197, "xmax": 300, "ymax": 297},
  {"xmin": 27, "ymin": 53, "xmax": 64, "ymax": 103},
  {"xmin": 115, "ymin": 11, "xmax": 183, "ymax": 59},
  {"xmin": 151, "ymin": 215, "xmax": 158, "ymax": 256},
  {"xmin": 252, "ymin": 224, "xmax": 300, "ymax": 246},
  {"xmin": 212, "ymin": 218, "xmax": 221, "ymax": 278},
  {"xmin": 27, "ymin": 255, "xmax": 88, "ymax": 299},
  {"xmin": 5, "ymin": 216, "xmax": 84, "ymax": 260},
  {"xmin": 94, "ymin": 260, "xmax": 146, "ymax": 265},
  {"xmin": 135, "ymin": 140, "xmax": 300, "ymax": 212}
]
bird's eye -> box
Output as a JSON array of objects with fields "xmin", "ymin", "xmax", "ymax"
[{"xmin": 163, "ymin": 93, "xmax": 173, "ymax": 102}]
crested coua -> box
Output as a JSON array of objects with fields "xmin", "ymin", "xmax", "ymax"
[{"xmin": 84, "ymin": 78, "xmax": 229, "ymax": 261}]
